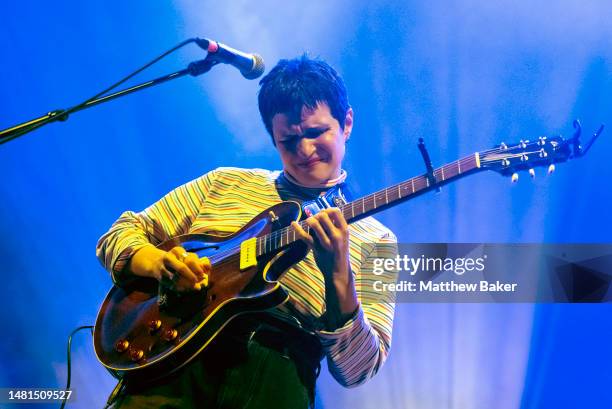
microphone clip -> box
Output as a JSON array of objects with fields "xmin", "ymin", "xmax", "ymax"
[{"xmin": 187, "ymin": 57, "xmax": 219, "ymax": 77}]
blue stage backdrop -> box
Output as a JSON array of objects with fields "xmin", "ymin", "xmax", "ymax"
[{"xmin": 1, "ymin": 1, "xmax": 611, "ymax": 408}]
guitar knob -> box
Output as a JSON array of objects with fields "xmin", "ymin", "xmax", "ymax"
[
  {"xmin": 129, "ymin": 348, "xmax": 144, "ymax": 362},
  {"xmin": 529, "ymin": 169, "xmax": 535, "ymax": 178},
  {"xmin": 148, "ymin": 319, "xmax": 162, "ymax": 333},
  {"xmin": 511, "ymin": 173, "xmax": 519, "ymax": 183},
  {"xmin": 162, "ymin": 328, "xmax": 178, "ymax": 342},
  {"xmin": 548, "ymin": 164, "xmax": 556, "ymax": 174},
  {"xmin": 115, "ymin": 339, "xmax": 129, "ymax": 353}
]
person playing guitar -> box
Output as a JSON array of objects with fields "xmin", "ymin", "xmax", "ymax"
[{"xmin": 96, "ymin": 54, "xmax": 397, "ymax": 408}]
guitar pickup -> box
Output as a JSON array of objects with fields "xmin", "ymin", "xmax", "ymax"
[{"xmin": 240, "ymin": 237, "xmax": 257, "ymax": 270}]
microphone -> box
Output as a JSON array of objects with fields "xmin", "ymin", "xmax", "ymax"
[{"xmin": 195, "ymin": 38, "xmax": 265, "ymax": 80}]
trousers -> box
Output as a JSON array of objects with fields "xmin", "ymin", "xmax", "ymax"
[{"xmin": 108, "ymin": 318, "xmax": 322, "ymax": 409}]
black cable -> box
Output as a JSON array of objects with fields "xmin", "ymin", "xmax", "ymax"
[
  {"xmin": 59, "ymin": 325, "xmax": 94, "ymax": 409},
  {"xmin": 2, "ymin": 38, "xmax": 198, "ymax": 144}
]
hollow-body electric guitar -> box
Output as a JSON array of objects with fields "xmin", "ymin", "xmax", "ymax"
[{"xmin": 94, "ymin": 122, "xmax": 602, "ymax": 380}]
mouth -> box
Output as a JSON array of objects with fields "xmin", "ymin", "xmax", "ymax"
[{"xmin": 299, "ymin": 158, "xmax": 323, "ymax": 168}]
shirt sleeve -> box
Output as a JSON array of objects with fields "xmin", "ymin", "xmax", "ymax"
[
  {"xmin": 96, "ymin": 169, "xmax": 218, "ymax": 285},
  {"xmin": 316, "ymin": 230, "xmax": 398, "ymax": 387}
]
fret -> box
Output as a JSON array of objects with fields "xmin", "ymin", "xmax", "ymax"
[{"xmin": 256, "ymin": 153, "xmax": 482, "ymax": 257}]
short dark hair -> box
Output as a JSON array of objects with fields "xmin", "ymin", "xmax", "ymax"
[{"xmin": 258, "ymin": 54, "xmax": 350, "ymax": 144}]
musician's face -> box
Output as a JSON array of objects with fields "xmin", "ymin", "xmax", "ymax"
[{"xmin": 272, "ymin": 103, "xmax": 353, "ymax": 187}]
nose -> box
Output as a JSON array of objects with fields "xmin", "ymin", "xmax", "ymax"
[{"xmin": 295, "ymin": 137, "xmax": 316, "ymax": 159}]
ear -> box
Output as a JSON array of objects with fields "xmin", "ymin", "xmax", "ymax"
[{"xmin": 343, "ymin": 108, "xmax": 354, "ymax": 141}]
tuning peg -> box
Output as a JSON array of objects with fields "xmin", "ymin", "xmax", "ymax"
[
  {"xmin": 529, "ymin": 168, "xmax": 535, "ymax": 178},
  {"xmin": 511, "ymin": 173, "xmax": 519, "ymax": 183},
  {"xmin": 547, "ymin": 164, "xmax": 556, "ymax": 174}
]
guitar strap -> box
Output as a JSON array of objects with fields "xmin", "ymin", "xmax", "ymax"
[
  {"xmin": 300, "ymin": 183, "xmax": 351, "ymax": 219},
  {"xmin": 275, "ymin": 171, "xmax": 353, "ymax": 220}
]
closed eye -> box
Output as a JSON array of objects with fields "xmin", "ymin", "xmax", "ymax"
[
  {"xmin": 278, "ymin": 135, "xmax": 299, "ymax": 144},
  {"xmin": 278, "ymin": 127, "xmax": 330, "ymax": 144},
  {"xmin": 304, "ymin": 127, "xmax": 329, "ymax": 139}
]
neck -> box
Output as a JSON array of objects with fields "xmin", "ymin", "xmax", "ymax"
[{"xmin": 283, "ymin": 169, "xmax": 347, "ymax": 189}]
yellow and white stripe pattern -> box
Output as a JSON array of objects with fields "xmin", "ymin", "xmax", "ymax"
[{"xmin": 96, "ymin": 167, "xmax": 397, "ymax": 387}]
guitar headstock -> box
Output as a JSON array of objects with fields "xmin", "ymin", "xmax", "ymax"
[{"xmin": 479, "ymin": 121, "xmax": 604, "ymax": 180}]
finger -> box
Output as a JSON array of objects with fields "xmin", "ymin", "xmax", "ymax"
[
  {"xmin": 183, "ymin": 252, "xmax": 205, "ymax": 279},
  {"xmin": 199, "ymin": 256, "xmax": 212, "ymax": 274},
  {"xmin": 169, "ymin": 247, "xmax": 206, "ymax": 281},
  {"xmin": 291, "ymin": 221, "xmax": 314, "ymax": 247},
  {"xmin": 159, "ymin": 265, "xmax": 177, "ymax": 285},
  {"xmin": 157, "ymin": 265, "xmax": 190, "ymax": 291},
  {"xmin": 169, "ymin": 246, "xmax": 188, "ymax": 261},
  {"xmin": 163, "ymin": 265, "xmax": 203, "ymax": 292},
  {"xmin": 326, "ymin": 207, "xmax": 349, "ymax": 231},
  {"xmin": 307, "ymin": 217, "xmax": 333, "ymax": 250},
  {"xmin": 169, "ymin": 247, "xmax": 205, "ymax": 279},
  {"xmin": 316, "ymin": 211, "xmax": 342, "ymax": 242},
  {"xmin": 164, "ymin": 253, "xmax": 199, "ymax": 286}
]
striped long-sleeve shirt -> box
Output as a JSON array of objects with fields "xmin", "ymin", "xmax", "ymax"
[{"xmin": 96, "ymin": 167, "xmax": 397, "ymax": 387}]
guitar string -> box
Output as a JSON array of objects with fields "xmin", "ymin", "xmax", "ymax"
[
  {"xmin": 260, "ymin": 154, "xmax": 481, "ymax": 247},
  {"xmin": 259, "ymin": 146, "xmax": 550, "ymax": 251},
  {"xmin": 205, "ymin": 155, "xmax": 477, "ymax": 260},
  {"xmin": 191, "ymin": 145, "xmax": 552, "ymax": 264}
]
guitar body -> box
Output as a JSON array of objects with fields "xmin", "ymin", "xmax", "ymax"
[
  {"xmin": 93, "ymin": 201, "xmax": 308, "ymax": 380},
  {"xmin": 94, "ymin": 124, "xmax": 597, "ymax": 380}
]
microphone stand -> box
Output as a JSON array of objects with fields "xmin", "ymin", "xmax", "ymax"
[{"xmin": 0, "ymin": 56, "xmax": 220, "ymax": 145}]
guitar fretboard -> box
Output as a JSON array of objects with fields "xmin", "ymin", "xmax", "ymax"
[{"xmin": 256, "ymin": 153, "xmax": 481, "ymax": 256}]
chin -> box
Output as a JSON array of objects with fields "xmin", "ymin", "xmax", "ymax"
[{"xmin": 291, "ymin": 163, "xmax": 336, "ymax": 185}]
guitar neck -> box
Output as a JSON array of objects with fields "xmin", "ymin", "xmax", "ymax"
[
  {"xmin": 341, "ymin": 152, "xmax": 482, "ymax": 224},
  {"xmin": 255, "ymin": 153, "xmax": 483, "ymax": 256}
]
